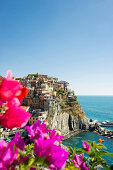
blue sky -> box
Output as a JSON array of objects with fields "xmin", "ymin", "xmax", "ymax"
[{"xmin": 0, "ymin": 0, "xmax": 113, "ymax": 95}]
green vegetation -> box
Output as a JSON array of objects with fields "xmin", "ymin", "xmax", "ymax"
[
  {"xmin": 67, "ymin": 96, "xmax": 77, "ymax": 107},
  {"xmin": 54, "ymin": 88, "xmax": 80, "ymax": 116},
  {"xmin": 56, "ymin": 89, "xmax": 66, "ymax": 97},
  {"xmin": 66, "ymin": 141, "xmax": 113, "ymax": 170},
  {"xmin": 23, "ymin": 141, "xmax": 113, "ymax": 170}
]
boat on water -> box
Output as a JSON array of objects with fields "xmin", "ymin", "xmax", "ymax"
[{"xmin": 101, "ymin": 120, "xmax": 113, "ymax": 127}]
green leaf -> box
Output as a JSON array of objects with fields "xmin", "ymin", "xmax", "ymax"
[
  {"xmin": 96, "ymin": 143, "xmax": 107, "ymax": 149},
  {"xmin": 99, "ymin": 151, "xmax": 113, "ymax": 157},
  {"xmin": 82, "ymin": 156, "xmax": 88, "ymax": 162},
  {"xmin": 19, "ymin": 163, "xmax": 26, "ymax": 170},
  {"xmin": 67, "ymin": 146, "xmax": 75, "ymax": 159},
  {"xmin": 27, "ymin": 158, "xmax": 35, "ymax": 167},
  {"xmin": 88, "ymin": 151, "xmax": 96, "ymax": 158},
  {"xmin": 25, "ymin": 143, "xmax": 34, "ymax": 155},
  {"xmin": 35, "ymin": 156, "xmax": 49, "ymax": 167},
  {"xmin": 13, "ymin": 144, "xmax": 16, "ymax": 152},
  {"xmin": 85, "ymin": 140, "xmax": 93, "ymax": 145},
  {"xmin": 65, "ymin": 166, "xmax": 79, "ymax": 170},
  {"xmin": 17, "ymin": 149, "xmax": 26, "ymax": 157},
  {"xmin": 76, "ymin": 148, "xmax": 85, "ymax": 153}
]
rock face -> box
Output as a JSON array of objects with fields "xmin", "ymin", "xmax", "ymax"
[{"xmin": 46, "ymin": 102, "xmax": 89, "ymax": 136}]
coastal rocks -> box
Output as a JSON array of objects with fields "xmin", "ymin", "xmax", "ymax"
[
  {"xmin": 88, "ymin": 119, "xmax": 113, "ymax": 139},
  {"xmin": 96, "ymin": 127, "xmax": 113, "ymax": 138},
  {"xmin": 89, "ymin": 124, "xmax": 96, "ymax": 131},
  {"xmin": 51, "ymin": 112, "xmax": 70, "ymax": 136},
  {"xmin": 46, "ymin": 103, "xmax": 89, "ymax": 137},
  {"xmin": 89, "ymin": 121, "xmax": 113, "ymax": 139},
  {"xmin": 88, "ymin": 119, "xmax": 100, "ymax": 131},
  {"xmin": 89, "ymin": 123, "xmax": 100, "ymax": 131},
  {"xmin": 78, "ymin": 112, "xmax": 89, "ymax": 130}
]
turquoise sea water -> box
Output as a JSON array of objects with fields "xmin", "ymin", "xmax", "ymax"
[
  {"xmin": 62, "ymin": 96, "xmax": 113, "ymax": 166},
  {"xmin": 78, "ymin": 96, "xmax": 113, "ymax": 131},
  {"xmin": 78, "ymin": 96, "xmax": 113, "ymax": 124}
]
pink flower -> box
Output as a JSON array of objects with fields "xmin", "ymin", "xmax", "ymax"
[
  {"xmin": 0, "ymin": 70, "xmax": 28, "ymax": 105},
  {"xmin": 0, "ymin": 70, "xmax": 22, "ymax": 102},
  {"xmin": 71, "ymin": 153, "xmax": 89, "ymax": 170},
  {"xmin": 0, "ymin": 138, "xmax": 7, "ymax": 159},
  {"xmin": 0, "ymin": 132, "xmax": 25, "ymax": 169},
  {"xmin": 34, "ymin": 138, "xmax": 68, "ymax": 169},
  {"xmin": 0, "ymin": 98, "xmax": 31, "ymax": 129},
  {"xmin": 26, "ymin": 121, "xmax": 64, "ymax": 143},
  {"xmin": 82, "ymin": 140, "xmax": 90, "ymax": 151},
  {"xmin": 49, "ymin": 129, "xmax": 64, "ymax": 142},
  {"xmin": 0, "ymin": 71, "xmax": 31, "ymax": 129},
  {"xmin": 25, "ymin": 120, "xmax": 50, "ymax": 141}
]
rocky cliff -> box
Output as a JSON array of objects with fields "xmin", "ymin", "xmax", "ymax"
[{"xmin": 46, "ymin": 102, "xmax": 89, "ymax": 137}]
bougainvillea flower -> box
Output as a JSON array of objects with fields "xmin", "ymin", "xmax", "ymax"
[
  {"xmin": 0, "ymin": 139, "xmax": 7, "ymax": 169},
  {"xmin": 0, "ymin": 99, "xmax": 6, "ymax": 106},
  {"xmin": 0, "ymin": 98, "xmax": 31, "ymax": 129},
  {"xmin": 26, "ymin": 120, "xmax": 64, "ymax": 143},
  {"xmin": 82, "ymin": 140, "xmax": 90, "ymax": 151},
  {"xmin": 71, "ymin": 153, "xmax": 89, "ymax": 170},
  {"xmin": 0, "ymin": 132, "xmax": 25, "ymax": 169},
  {"xmin": 49, "ymin": 129, "xmax": 64, "ymax": 142},
  {"xmin": 0, "ymin": 138, "xmax": 7, "ymax": 148},
  {"xmin": 0, "ymin": 138, "xmax": 7, "ymax": 161},
  {"xmin": 34, "ymin": 138, "xmax": 68, "ymax": 169},
  {"xmin": 71, "ymin": 153, "xmax": 84, "ymax": 168},
  {"xmin": 18, "ymin": 87, "xmax": 28, "ymax": 99},
  {"xmin": 12, "ymin": 132, "xmax": 25, "ymax": 151},
  {"xmin": 82, "ymin": 163, "xmax": 89, "ymax": 170},
  {"xmin": 0, "ymin": 70, "xmax": 28, "ymax": 104},
  {"xmin": 25, "ymin": 120, "xmax": 50, "ymax": 141},
  {"xmin": 0, "ymin": 70, "xmax": 22, "ymax": 101}
]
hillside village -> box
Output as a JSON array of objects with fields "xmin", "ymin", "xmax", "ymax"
[
  {"xmin": 0, "ymin": 73, "xmax": 89, "ymax": 141},
  {"xmin": 15, "ymin": 73, "xmax": 77, "ymax": 125}
]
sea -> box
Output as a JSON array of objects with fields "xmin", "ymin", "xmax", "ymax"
[{"xmin": 62, "ymin": 96, "xmax": 113, "ymax": 167}]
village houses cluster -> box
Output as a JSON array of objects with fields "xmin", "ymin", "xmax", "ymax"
[{"xmin": 15, "ymin": 73, "xmax": 71, "ymax": 125}]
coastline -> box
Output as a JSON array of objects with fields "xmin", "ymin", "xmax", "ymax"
[
  {"xmin": 95, "ymin": 126, "xmax": 113, "ymax": 139},
  {"xmin": 62, "ymin": 129, "xmax": 88, "ymax": 141},
  {"xmin": 62, "ymin": 120, "xmax": 113, "ymax": 141}
]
